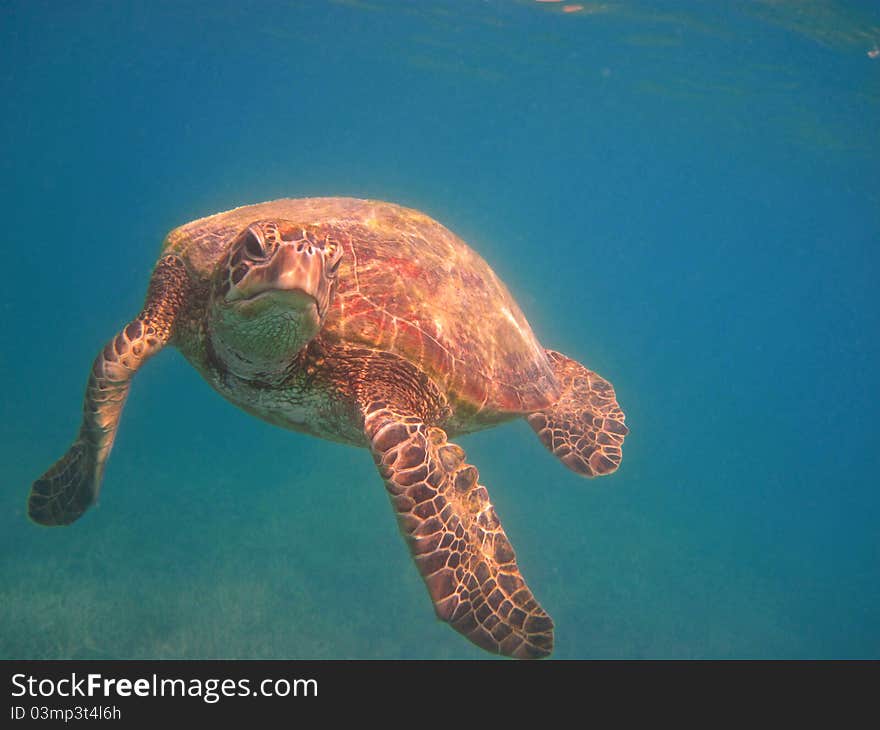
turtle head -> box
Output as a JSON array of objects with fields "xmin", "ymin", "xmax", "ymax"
[{"xmin": 208, "ymin": 220, "xmax": 343, "ymax": 379}]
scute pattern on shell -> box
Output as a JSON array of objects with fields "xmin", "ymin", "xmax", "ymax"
[{"xmin": 163, "ymin": 197, "xmax": 559, "ymax": 416}]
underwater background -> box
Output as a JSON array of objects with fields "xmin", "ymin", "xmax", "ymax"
[{"xmin": 1, "ymin": 0, "xmax": 877, "ymax": 659}]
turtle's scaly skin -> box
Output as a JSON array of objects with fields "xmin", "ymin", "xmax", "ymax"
[
  {"xmin": 27, "ymin": 198, "xmax": 628, "ymax": 659},
  {"xmin": 362, "ymin": 400, "xmax": 553, "ymax": 658},
  {"xmin": 528, "ymin": 351, "xmax": 627, "ymax": 476},
  {"xmin": 27, "ymin": 256, "xmax": 189, "ymax": 525}
]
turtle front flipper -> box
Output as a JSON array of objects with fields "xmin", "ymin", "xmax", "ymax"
[
  {"xmin": 28, "ymin": 255, "xmax": 188, "ymax": 526},
  {"xmin": 362, "ymin": 400, "xmax": 554, "ymax": 659},
  {"xmin": 527, "ymin": 350, "xmax": 628, "ymax": 477}
]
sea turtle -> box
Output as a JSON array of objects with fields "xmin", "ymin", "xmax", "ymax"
[{"xmin": 27, "ymin": 198, "xmax": 627, "ymax": 659}]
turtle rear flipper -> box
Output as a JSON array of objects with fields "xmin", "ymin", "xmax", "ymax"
[
  {"xmin": 27, "ymin": 255, "xmax": 188, "ymax": 526},
  {"xmin": 527, "ymin": 350, "xmax": 628, "ymax": 477}
]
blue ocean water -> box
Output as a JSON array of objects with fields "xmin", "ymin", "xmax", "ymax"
[{"xmin": 1, "ymin": 0, "xmax": 877, "ymax": 659}]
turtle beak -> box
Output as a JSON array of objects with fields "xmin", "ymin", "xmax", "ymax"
[{"xmin": 228, "ymin": 242, "xmax": 341, "ymax": 320}]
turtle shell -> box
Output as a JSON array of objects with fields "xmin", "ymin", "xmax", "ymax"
[{"xmin": 162, "ymin": 197, "xmax": 559, "ymax": 417}]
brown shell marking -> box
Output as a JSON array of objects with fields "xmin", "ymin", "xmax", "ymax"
[{"xmin": 163, "ymin": 198, "xmax": 559, "ymax": 416}]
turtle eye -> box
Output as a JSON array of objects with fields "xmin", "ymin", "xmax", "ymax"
[
  {"xmin": 325, "ymin": 244, "xmax": 342, "ymax": 276},
  {"xmin": 242, "ymin": 229, "xmax": 266, "ymax": 260}
]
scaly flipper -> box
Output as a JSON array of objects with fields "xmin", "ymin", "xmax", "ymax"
[
  {"xmin": 362, "ymin": 398, "xmax": 554, "ymax": 658},
  {"xmin": 527, "ymin": 350, "xmax": 628, "ymax": 477},
  {"xmin": 28, "ymin": 255, "xmax": 188, "ymax": 526}
]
